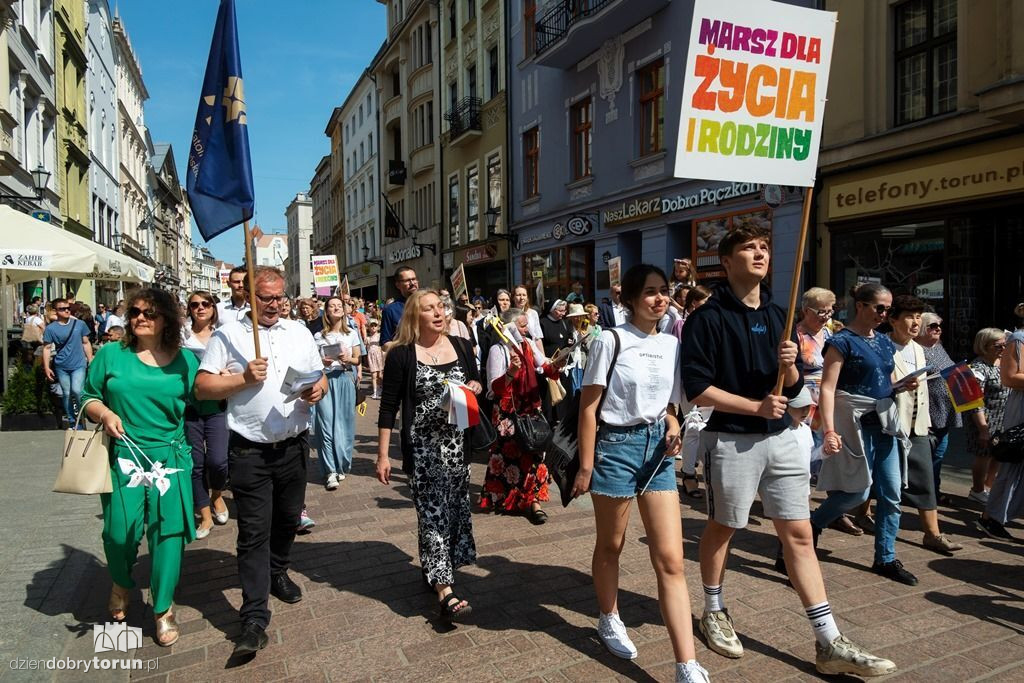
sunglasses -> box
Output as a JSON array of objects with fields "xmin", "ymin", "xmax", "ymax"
[
  {"xmin": 128, "ymin": 307, "xmax": 160, "ymax": 321},
  {"xmin": 927, "ymin": 322, "xmax": 942, "ymax": 331},
  {"xmin": 55, "ymin": 306, "xmax": 70, "ymax": 312},
  {"xmin": 189, "ymin": 300, "xmax": 213, "ymax": 310},
  {"xmin": 860, "ymin": 303, "xmax": 891, "ymax": 315},
  {"xmin": 992, "ymin": 342, "xmax": 1007, "ymax": 349},
  {"xmin": 810, "ymin": 308, "xmax": 833, "ymax": 318}
]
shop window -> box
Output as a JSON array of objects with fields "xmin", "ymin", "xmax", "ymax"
[
  {"xmin": 467, "ymin": 165, "xmax": 479, "ymax": 242},
  {"xmin": 895, "ymin": 0, "xmax": 957, "ymax": 126},
  {"xmin": 521, "ymin": 246, "xmax": 593, "ymax": 304},
  {"xmin": 638, "ymin": 59, "xmax": 665, "ymax": 157},
  {"xmin": 448, "ymin": 174, "xmax": 460, "ymax": 247},
  {"xmin": 693, "ymin": 208, "xmax": 772, "ymax": 281},
  {"xmin": 523, "ymin": 127, "xmax": 539, "ymax": 199},
  {"xmin": 486, "ymin": 154, "xmax": 501, "ymax": 231},
  {"xmin": 570, "ymin": 97, "xmax": 592, "ymax": 180}
]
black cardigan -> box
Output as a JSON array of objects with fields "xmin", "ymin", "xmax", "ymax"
[{"xmin": 377, "ymin": 336, "xmax": 482, "ymax": 474}]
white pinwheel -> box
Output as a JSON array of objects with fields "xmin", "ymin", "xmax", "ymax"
[{"xmin": 116, "ymin": 435, "xmax": 183, "ymax": 497}]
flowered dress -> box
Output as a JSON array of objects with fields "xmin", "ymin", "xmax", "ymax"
[
  {"xmin": 966, "ymin": 357, "xmax": 1010, "ymax": 457},
  {"xmin": 409, "ymin": 361, "xmax": 476, "ymax": 586},
  {"xmin": 366, "ymin": 332, "xmax": 384, "ymax": 373},
  {"xmin": 482, "ymin": 342, "xmax": 557, "ymax": 512}
]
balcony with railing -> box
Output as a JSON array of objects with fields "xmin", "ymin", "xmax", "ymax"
[
  {"xmin": 534, "ymin": 0, "xmax": 670, "ymax": 69},
  {"xmin": 444, "ymin": 97, "xmax": 482, "ymax": 146}
]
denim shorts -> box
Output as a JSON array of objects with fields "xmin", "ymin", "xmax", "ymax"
[{"xmin": 590, "ymin": 420, "xmax": 676, "ymax": 498}]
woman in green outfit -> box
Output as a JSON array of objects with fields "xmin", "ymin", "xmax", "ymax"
[{"xmin": 82, "ymin": 288, "xmax": 197, "ymax": 647}]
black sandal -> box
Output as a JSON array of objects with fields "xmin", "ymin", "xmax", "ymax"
[
  {"xmin": 528, "ymin": 508, "xmax": 548, "ymax": 525},
  {"xmin": 682, "ymin": 474, "xmax": 704, "ymax": 499},
  {"xmin": 440, "ymin": 592, "xmax": 472, "ymax": 623}
]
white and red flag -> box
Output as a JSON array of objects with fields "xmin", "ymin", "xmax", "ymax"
[{"xmin": 445, "ymin": 381, "xmax": 481, "ymax": 429}]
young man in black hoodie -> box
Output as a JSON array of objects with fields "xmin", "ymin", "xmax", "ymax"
[{"xmin": 681, "ymin": 226, "xmax": 896, "ymax": 677}]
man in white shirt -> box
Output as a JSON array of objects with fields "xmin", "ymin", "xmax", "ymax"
[
  {"xmin": 103, "ymin": 303, "xmax": 125, "ymax": 333},
  {"xmin": 216, "ymin": 265, "xmax": 251, "ymax": 326},
  {"xmin": 195, "ymin": 266, "xmax": 327, "ymax": 659}
]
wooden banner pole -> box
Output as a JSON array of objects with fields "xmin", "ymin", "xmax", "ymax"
[
  {"xmin": 773, "ymin": 184, "xmax": 815, "ymax": 396},
  {"xmin": 242, "ymin": 220, "xmax": 262, "ymax": 357}
]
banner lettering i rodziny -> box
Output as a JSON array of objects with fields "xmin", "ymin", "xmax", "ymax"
[{"xmin": 674, "ymin": 0, "xmax": 837, "ymax": 188}]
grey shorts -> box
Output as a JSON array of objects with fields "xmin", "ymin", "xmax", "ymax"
[{"xmin": 701, "ymin": 429, "xmax": 810, "ymax": 529}]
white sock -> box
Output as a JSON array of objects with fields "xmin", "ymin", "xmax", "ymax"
[
  {"xmin": 702, "ymin": 584, "xmax": 723, "ymax": 612},
  {"xmin": 806, "ymin": 601, "xmax": 841, "ymax": 645}
]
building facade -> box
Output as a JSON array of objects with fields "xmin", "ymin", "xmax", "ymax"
[
  {"xmin": 507, "ymin": 0, "xmax": 811, "ymax": 305},
  {"xmin": 254, "ymin": 231, "xmax": 288, "ymax": 270},
  {"xmin": 310, "ymin": 153, "xmax": 332, "ymax": 261},
  {"xmin": 818, "ymin": 0, "xmax": 1024, "ymax": 360},
  {"xmin": 55, "ymin": 0, "xmax": 90, "ymax": 238},
  {"xmin": 149, "ymin": 142, "xmax": 186, "ymax": 297},
  {"xmin": 337, "ymin": 70, "xmax": 381, "ymax": 299},
  {"xmin": 190, "ymin": 244, "xmax": 217, "ymax": 293},
  {"xmin": 325, "ymin": 108, "xmax": 347, "ymax": 273},
  {"xmin": 374, "ymin": 0, "xmax": 442, "ymax": 293},
  {"xmin": 439, "ymin": 0, "xmax": 510, "ymax": 294},
  {"xmin": 0, "ymin": 0, "xmax": 60, "ymax": 224},
  {"xmin": 285, "ymin": 192, "xmax": 313, "ymax": 298},
  {"xmin": 112, "ymin": 13, "xmax": 153, "ymax": 267}
]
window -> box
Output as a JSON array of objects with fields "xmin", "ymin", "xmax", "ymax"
[
  {"xmin": 426, "ymin": 101, "xmax": 434, "ymax": 144},
  {"xmin": 448, "ymin": 174, "xmax": 460, "ymax": 247},
  {"xmin": 638, "ymin": 59, "xmax": 665, "ymax": 156},
  {"xmin": 486, "ymin": 155, "xmax": 501, "ymax": 233},
  {"xmin": 467, "ymin": 166, "xmax": 479, "ymax": 242},
  {"xmin": 488, "ymin": 46, "xmax": 499, "ymax": 100},
  {"xmin": 466, "ymin": 0, "xmax": 475, "ymax": 21},
  {"xmin": 467, "ymin": 65, "xmax": 477, "ymax": 99},
  {"xmin": 523, "ymin": 127, "xmax": 539, "ymax": 199},
  {"xmin": 368, "ymin": 132, "xmax": 373, "ymax": 153},
  {"xmin": 366, "ymin": 93, "xmax": 372, "ymax": 112},
  {"xmin": 449, "ymin": 80, "xmax": 458, "ymax": 115},
  {"xmin": 368, "ymin": 175, "xmax": 374, "ymax": 200},
  {"xmin": 524, "ymin": 0, "xmax": 536, "ymax": 56},
  {"xmin": 571, "ymin": 97, "xmax": 592, "ymax": 180},
  {"xmin": 895, "ymin": 0, "xmax": 957, "ymax": 126},
  {"xmin": 359, "ymin": 105, "xmax": 363, "ymax": 125},
  {"xmin": 391, "ymin": 68, "xmax": 400, "ymax": 98},
  {"xmin": 448, "ymin": 1, "xmax": 456, "ymax": 40}
]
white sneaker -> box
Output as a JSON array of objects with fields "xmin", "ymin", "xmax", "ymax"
[
  {"xmin": 676, "ymin": 660, "xmax": 710, "ymax": 683},
  {"xmin": 338, "ymin": 473, "xmax": 346, "ymax": 481},
  {"xmin": 699, "ymin": 609, "xmax": 743, "ymax": 658},
  {"xmin": 597, "ymin": 612, "xmax": 637, "ymax": 660},
  {"xmin": 325, "ymin": 473, "xmax": 339, "ymax": 490},
  {"xmin": 968, "ymin": 489, "xmax": 990, "ymax": 504}
]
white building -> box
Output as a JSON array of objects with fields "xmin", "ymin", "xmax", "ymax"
[
  {"xmin": 284, "ymin": 192, "xmax": 313, "ymax": 298},
  {"xmin": 339, "ymin": 70, "xmax": 380, "ymax": 297},
  {"xmin": 254, "ymin": 230, "xmax": 288, "ymax": 269},
  {"xmin": 191, "ymin": 245, "xmax": 217, "ymax": 293}
]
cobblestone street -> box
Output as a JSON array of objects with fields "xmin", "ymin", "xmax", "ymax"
[{"xmin": 1, "ymin": 402, "xmax": 1022, "ymax": 682}]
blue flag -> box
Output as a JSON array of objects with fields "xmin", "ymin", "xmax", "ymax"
[{"xmin": 187, "ymin": 0, "xmax": 254, "ymax": 241}]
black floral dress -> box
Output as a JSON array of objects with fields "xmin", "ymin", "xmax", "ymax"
[
  {"xmin": 409, "ymin": 361, "xmax": 476, "ymax": 586},
  {"xmin": 966, "ymin": 357, "xmax": 1011, "ymax": 457}
]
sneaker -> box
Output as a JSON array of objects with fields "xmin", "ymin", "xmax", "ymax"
[
  {"xmin": 815, "ymin": 634, "xmax": 897, "ymax": 677},
  {"xmin": 338, "ymin": 473, "xmax": 346, "ymax": 481},
  {"xmin": 597, "ymin": 612, "xmax": 637, "ymax": 660},
  {"xmin": 325, "ymin": 473, "xmax": 339, "ymax": 491},
  {"xmin": 699, "ymin": 609, "xmax": 743, "ymax": 658},
  {"xmin": 976, "ymin": 516, "xmax": 1014, "ymax": 540},
  {"xmin": 676, "ymin": 660, "xmax": 710, "ymax": 683},
  {"xmin": 872, "ymin": 559, "xmax": 918, "ymax": 586},
  {"xmin": 968, "ymin": 488, "xmax": 990, "ymax": 505},
  {"xmin": 296, "ymin": 508, "xmax": 315, "ymax": 533},
  {"xmin": 923, "ymin": 533, "xmax": 963, "ymax": 554}
]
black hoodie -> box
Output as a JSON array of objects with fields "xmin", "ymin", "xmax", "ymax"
[{"xmin": 681, "ymin": 281, "xmax": 803, "ymax": 434}]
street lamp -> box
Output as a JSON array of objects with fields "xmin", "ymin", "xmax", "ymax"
[
  {"xmin": 362, "ymin": 246, "xmax": 384, "ymax": 266},
  {"xmin": 0, "ymin": 164, "xmax": 51, "ymax": 202},
  {"xmin": 112, "ymin": 231, "xmax": 123, "ymax": 251}
]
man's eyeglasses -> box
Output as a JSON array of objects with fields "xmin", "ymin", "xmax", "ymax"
[
  {"xmin": 927, "ymin": 322, "xmax": 942, "ymax": 331},
  {"xmin": 55, "ymin": 306, "xmax": 70, "ymax": 312},
  {"xmin": 127, "ymin": 307, "xmax": 160, "ymax": 321},
  {"xmin": 189, "ymin": 300, "xmax": 213, "ymax": 310},
  {"xmin": 254, "ymin": 294, "xmax": 286, "ymax": 305}
]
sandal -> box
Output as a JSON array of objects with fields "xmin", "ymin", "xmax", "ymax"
[
  {"xmin": 155, "ymin": 607, "xmax": 179, "ymax": 647},
  {"xmin": 108, "ymin": 584, "xmax": 130, "ymax": 622},
  {"xmin": 528, "ymin": 508, "xmax": 548, "ymax": 525},
  {"xmin": 439, "ymin": 592, "xmax": 472, "ymax": 623},
  {"xmin": 829, "ymin": 514, "xmax": 864, "ymax": 536},
  {"xmin": 682, "ymin": 474, "xmax": 704, "ymax": 499}
]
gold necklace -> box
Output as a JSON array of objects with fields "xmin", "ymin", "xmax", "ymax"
[{"xmin": 418, "ymin": 339, "xmax": 443, "ymax": 365}]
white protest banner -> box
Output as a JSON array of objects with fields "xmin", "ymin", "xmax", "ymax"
[
  {"xmin": 674, "ymin": 0, "xmax": 837, "ymax": 187},
  {"xmin": 311, "ymin": 255, "xmax": 339, "ymax": 296},
  {"xmin": 607, "ymin": 257, "xmax": 622, "ymax": 289},
  {"xmin": 450, "ymin": 264, "xmax": 468, "ymax": 303},
  {"xmin": 338, "ymin": 274, "xmax": 350, "ymax": 299}
]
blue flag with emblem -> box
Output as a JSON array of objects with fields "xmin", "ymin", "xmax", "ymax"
[{"xmin": 186, "ymin": 0, "xmax": 254, "ymax": 241}]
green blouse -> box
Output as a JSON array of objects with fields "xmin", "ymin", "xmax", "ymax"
[{"xmin": 82, "ymin": 342, "xmax": 199, "ymax": 445}]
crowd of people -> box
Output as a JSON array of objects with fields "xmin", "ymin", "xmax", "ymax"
[{"xmin": 14, "ymin": 227, "xmax": 1024, "ymax": 681}]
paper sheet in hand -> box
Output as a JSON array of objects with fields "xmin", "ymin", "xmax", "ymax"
[
  {"xmin": 889, "ymin": 365, "xmax": 933, "ymax": 393},
  {"xmin": 320, "ymin": 343, "xmax": 343, "ymax": 360},
  {"xmin": 281, "ymin": 366, "xmax": 322, "ymax": 402}
]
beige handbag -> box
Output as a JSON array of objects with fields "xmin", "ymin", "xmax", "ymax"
[
  {"xmin": 547, "ymin": 377, "xmax": 566, "ymax": 406},
  {"xmin": 53, "ymin": 407, "xmax": 112, "ymax": 495}
]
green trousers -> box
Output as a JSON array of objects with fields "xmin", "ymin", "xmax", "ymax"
[{"xmin": 100, "ymin": 440, "xmax": 193, "ymax": 614}]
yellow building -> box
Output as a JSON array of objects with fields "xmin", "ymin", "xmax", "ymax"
[
  {"xmin": 55, "ymin": 0, "xmax": 90, "ymax": 239},
  {"xmin": 439, "ymin": 0, "xmax": 509, "ymax": 292},
  {"xmin": 819, "ymin": 0, "xmax": 1024, "ymax": 359}
]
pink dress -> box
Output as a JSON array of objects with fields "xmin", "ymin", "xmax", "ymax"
[{"xmin": 367, "ymin": 332, "xmax": 384, "ymax": 372}]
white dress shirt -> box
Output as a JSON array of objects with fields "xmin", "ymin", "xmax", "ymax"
[
  {"xmin": 103, "ymin": 314, "xmax": 125, "ymax": 332},
  {"xmin": 216, "ymin": 299, "xmax": 251, "ymax": 327},
  {"xmin": 200, "ymin": 317, "xmax": 322, "ymax": 443}
]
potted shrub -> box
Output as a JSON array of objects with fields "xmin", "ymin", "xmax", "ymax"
[{"xmin": 1, "ymin": 362, "xmax": 61, "ymax": 431}]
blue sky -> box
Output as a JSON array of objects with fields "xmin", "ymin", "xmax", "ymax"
[{"xmin": 116, "ymin": 0, "xmax": 386, "ymax": 265}]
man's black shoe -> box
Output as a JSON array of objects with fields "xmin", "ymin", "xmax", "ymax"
[
  {"xmin": 232, "ymin": 622, "xmax": 268, "ymax": 657},
  {"xmin": 871, "ymin": 559, "xmax": 918, "ymax": 586},
  {"xmin": 975, "ymin": 516, "xmax": 1015, "ymax": 541},
  {"xmin": 270, "ymin": 571, "xmax": 302, "ymax": 603}
]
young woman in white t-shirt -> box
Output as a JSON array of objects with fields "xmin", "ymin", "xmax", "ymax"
[
  {"xmin": 574, "ymin": 264, "xmax": 708, "ymax": 683},
  {"xmin": 314, "ymin": 296, "xmax": 362, "ymax": 490}
]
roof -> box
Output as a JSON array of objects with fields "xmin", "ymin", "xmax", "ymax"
[
  {"xmin": 255, "ymin": 233, "xmax": 287, "ymax": 248},
  {"xmin": 151, "ymin": 143, "xmax": 171, "ymax": 171}
]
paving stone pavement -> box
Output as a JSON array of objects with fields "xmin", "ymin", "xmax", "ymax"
[{"xmin": 1, "ymin": 401, "xmax": 1023, "ymax": 682}]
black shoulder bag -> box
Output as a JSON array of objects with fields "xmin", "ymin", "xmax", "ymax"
[{"xmin": 547, "ymin": 329, "xmax": 620, "ymax": 507}]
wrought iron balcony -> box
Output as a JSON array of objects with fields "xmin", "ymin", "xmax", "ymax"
[
  {"xmin": 444, "ymin": 97, "xmax": 482, "ymax": 141},
  {"xmin": 533, "ymin": 0, "xmax": 669, "ymax": 69}
]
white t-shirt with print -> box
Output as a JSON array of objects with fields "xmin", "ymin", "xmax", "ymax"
[
  {"xmin": 314, "ymin": 329, "xmax": 362, "ymax": 370},
  {"xmin": 582, "ymin": 322, "xmax": 682, "ymax": 426}
]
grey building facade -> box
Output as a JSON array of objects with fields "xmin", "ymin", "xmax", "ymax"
[{"xmin": 507, "ymin": 0, "xmax": 813, "ymax": 304}]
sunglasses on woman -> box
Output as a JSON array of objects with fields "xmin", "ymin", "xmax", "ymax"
[
  {"xmin": 927, "ymin": 322, "xmax": 942, "ymax": 331},
  {"xmin": 861, "ymin": 303, "xmax": 890, "ymax": 315},
  {"xmin": 127, "ymin": 307, "xmax": 160, "ymax": 321},
  {"xmin": 188, "ymin": 300, "xmax": 213, "ymax": 310}
]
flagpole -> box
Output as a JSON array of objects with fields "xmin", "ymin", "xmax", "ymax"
[
  {"xmin": 243, "ymin": 220, "xmax": 261, "ymax": 357},
  {"xmin": 773, "ymin": 185, "xmax": 815, "ymax": 396}
]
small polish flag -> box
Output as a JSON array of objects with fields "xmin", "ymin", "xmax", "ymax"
[{"xmin": 446, "ymin": 381, "xmax": 481, "ymax": 429}]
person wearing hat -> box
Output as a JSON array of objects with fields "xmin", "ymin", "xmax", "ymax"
[
  {"xmin": 366, "ymin": 319, "xmax": 384, "ymax": 400},
  {"xmin": 564, "ymin": 303, "xmax": 590, "ymax": 396}
]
